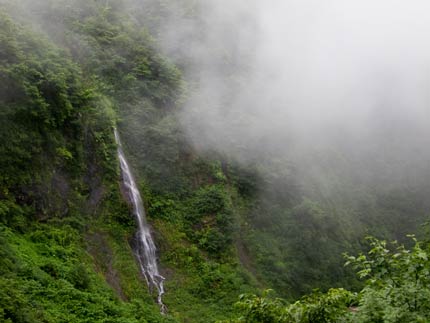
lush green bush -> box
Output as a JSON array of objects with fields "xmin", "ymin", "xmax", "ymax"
[
  {"xmin": 224, "ymin": 235, "xmax": 430, "ymax": 323},
  {"xmin": 184, "ymin": 185, "xmax": 234, "ymax": 255},
  {"xmin": 344, "ymin": 236, "xmax": 430, "ymax": 322}
]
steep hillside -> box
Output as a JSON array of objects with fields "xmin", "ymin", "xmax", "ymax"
[
  {"xmin": 1, "ymin": 1, "xmax": 430, "ymax": 323},
  {"xmin": 0, "ymin": 2, "xmax": 258, "ymax": 322}
]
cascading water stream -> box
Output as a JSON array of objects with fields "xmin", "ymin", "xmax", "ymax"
[{"xmin": 114, "ymin": 129, "xmax": 166, "ymax": 313}]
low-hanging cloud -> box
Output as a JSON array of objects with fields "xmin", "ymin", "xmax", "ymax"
[
  {"xmin": 153, "ymin": 0, "xmax": 430, "ymax": 171},
  {"xmin": 6, "ymin": 0, "xmax": 430, "ymax": 186}
]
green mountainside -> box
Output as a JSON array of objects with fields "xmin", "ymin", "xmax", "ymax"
[
  {"xmin": 0, "ymin": 2, "xmax": 256, "ymax": 321},
  {"xmin": 1, "ymin": 1, "xmax": 429, "ymax": 322}
]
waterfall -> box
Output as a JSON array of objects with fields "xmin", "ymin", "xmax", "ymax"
[{"xmin": 114, "ymin": 129, "xmax": 166, "ymax": 313}]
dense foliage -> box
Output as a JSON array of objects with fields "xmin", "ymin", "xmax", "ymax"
[
  {"xmin": 1, "ymin": 1, "xmax": 430, "ymax": 322},
  {"xmin": 223, "ymin": 235, "xmax": 430, "ymax": 322},
  {"xmin": 0, "ymin": 2, "xmax": 255, "ymax": 322}
]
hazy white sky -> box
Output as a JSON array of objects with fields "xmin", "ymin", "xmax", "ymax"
[{"xmin": 156, "ymin": 0, "xmax": 430, "ymax": 159}]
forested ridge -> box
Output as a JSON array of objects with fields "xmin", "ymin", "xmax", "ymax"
[{"xmin": 1, "ymin": 1, "xmax": 430, "ymax": 322}]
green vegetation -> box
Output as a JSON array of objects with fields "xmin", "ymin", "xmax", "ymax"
[
  {"xmin": 0, "ymin": 222, "xmax": 174, "ymax": 323},
  {"xmin": 0, "ymin": 2, "xmax": 256, "ymax": 322},
  {"xmin": 223, "ymin": 235, "xmax": 430, "ymax": 322},
  {"xmin": 1, "ymin": 1, "xmax": 429, "ymax": 322}
]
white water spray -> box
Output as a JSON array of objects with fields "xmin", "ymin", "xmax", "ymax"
[{"xmin": 114, "ymin": 128, "xmax": 166, "ymax": 313}]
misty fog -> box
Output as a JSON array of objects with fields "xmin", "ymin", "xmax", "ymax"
[
  {"xmin": 5, "ymin": 0, "xmax": 430, "ymax": 187},
  {"xmin": 151, "ymin": 0, "xmax": 430, "ymax": 178}
]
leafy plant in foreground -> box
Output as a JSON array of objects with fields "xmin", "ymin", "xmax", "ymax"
[{"xmin": 223, "ymin": 234, "xmax": 430, "ymax": 323}]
